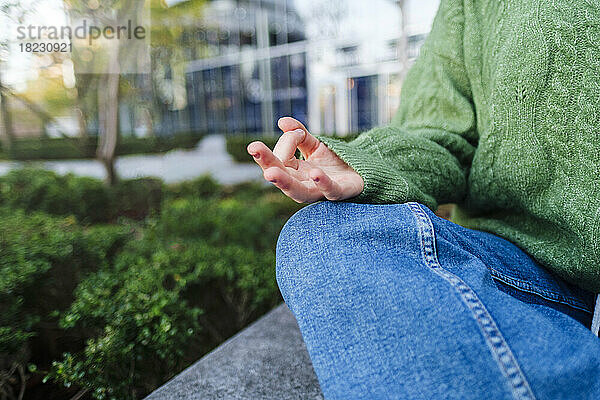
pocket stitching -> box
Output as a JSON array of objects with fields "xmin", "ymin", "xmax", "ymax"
[{"xmin": 488, "ymin": 267, "xmax": 592, "ymax": 314}]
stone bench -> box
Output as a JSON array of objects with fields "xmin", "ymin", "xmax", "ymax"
[{"xmin": 145, "ymin": 304, "xmax": 323, "ymax": 400}]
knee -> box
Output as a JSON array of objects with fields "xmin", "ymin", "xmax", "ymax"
[
  {"xmin": 277, "ymin": 201, "xmax": 346, "ymax": 252},
  {"xmin": 277, "ymin": 201, "xmax": 373, "ymax": 300},
  {"xmin": 275, "ymin": 202, "xmax": 337, "ymax": 298},
  {"xmin": 275, "ymin": 201, "xmax": 418, "ymax": 302}
]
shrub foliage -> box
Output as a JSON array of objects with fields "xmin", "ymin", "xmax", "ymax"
[
  {"xmin": 0, "ymin": 169, "xmax": 301, "ymax": 400},
  {"xmin": 0, "ymin": 134, "xmax": 203, "ymax": 161}
]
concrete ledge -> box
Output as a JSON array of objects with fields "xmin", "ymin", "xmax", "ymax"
[{"xmin": 145, "ymin": 304, "xmax": 323, "ymax": 400}]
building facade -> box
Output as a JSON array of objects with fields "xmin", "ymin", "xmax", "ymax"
[{"xmin": 182, "ymin": 0, "xmax": 428, "ymax": 136}]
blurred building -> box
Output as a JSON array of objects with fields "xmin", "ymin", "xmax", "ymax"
[
  {"xmin": 179, "ymin": 0, "xmax": 428, "ymax": 136},
  {"xmin": 184, "ymin": 0, "xmax": 306, "ymax": 135},
  {"xmin": 306, "ymin": 33, "xmax": 426, "ymax": 135}
]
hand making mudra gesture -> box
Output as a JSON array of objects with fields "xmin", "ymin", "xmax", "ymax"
[{"xmin": 247, "ymin": 117, "xmax": 364, "ymax": 203}]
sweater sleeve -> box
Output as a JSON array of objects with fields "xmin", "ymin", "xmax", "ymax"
[{"xmin": 316, "ymin": 0, "xmax": 477, "ymax": 210}]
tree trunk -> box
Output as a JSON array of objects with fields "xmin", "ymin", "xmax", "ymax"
[
  {"xmin": 142, "ymin": 107, "xmax": 153, "ymax": 137},
  {"xmin": 75, "ymin": 107, "xmax": 87, "ymax": 137},
  {"xmin": 0, "ymin": 91, "xmax": 13, "ymax": 151},
  {"xmin": 0, "ymin": 67, "xmax": 14, "ymax": 153},
  {"xmin": 96, "ymin": 44, "xmax": 120, "ymax": 185}
]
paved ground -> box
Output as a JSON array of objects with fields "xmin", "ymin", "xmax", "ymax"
[
  {"xmin": 0, "ymin": 135, "xmax": 263, "ymax": 184},
  {"xmin": 145, "ymin": 304, "xmax": 323, "ymax": 400}
]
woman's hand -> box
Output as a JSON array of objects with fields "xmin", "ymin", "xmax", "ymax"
[{"xmin": 247, "ymin": 117, "xmax": 364, "ymax": 203}]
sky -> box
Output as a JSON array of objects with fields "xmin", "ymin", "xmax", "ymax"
[
  {"xmin": 1, "ymin": 0, "xmax": 67, "ymax": 90},
  {"xmin": 294, "ymin": 0, "xmax": 439, "ymax": 39},
  {"xmin": 1, "ymin": 0, "xmax": 440, "ymax": 89}
]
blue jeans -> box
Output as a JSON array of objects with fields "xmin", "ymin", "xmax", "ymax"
[{"xmin": 276, "ymin": 202, "xmax": 600, "ymax": 400}]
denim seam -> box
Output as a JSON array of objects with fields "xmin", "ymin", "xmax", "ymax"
[
  {"xmin": 408, "ymin": 202, "xmax": 537, "ymax": 400},
  {"xmin": 488, "ymin": 267, "xmax": 593, "ymax": 314}
]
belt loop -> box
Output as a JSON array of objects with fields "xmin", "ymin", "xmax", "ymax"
[{"xmin": 591, "ymin": 295, "xmax": 600, "ymax": 337}]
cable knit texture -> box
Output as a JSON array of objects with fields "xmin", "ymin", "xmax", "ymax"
[{"xmin": 316, "ymin": 0, "xmax": 600, "ymax": 292}]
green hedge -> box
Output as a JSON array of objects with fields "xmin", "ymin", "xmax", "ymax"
[
  {"xmin": 0, "ymin": 168, "xmax": 163, "ymax": 223},
  {"xmin": 0, "ymin": 133, "xmax": 203, "ymax": 161},
  {"xmin": 0, "ymin": 168, "xmax": 302, "ymax": 400},
  {"xmin": 226, "ymin": 133, "xmax": 360, "ymax": 163},
  {"xmin": 0, "ymin": 210, "xmax": 131, "ymax": 399}
]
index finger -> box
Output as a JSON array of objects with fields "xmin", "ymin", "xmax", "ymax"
[{"xmin": 277, "ymin": 117, "xmax": 321, "ymax": 158}]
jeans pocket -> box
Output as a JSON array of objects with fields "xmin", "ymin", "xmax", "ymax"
[
  {"xmin": 488, "ymin": 266, "xmax": 594, "ymax": 327},
  {"xmin": 457, "ymin": 225, "xmax": 595, "ymax": 309}
]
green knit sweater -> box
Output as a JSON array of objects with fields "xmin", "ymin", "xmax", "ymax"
[{"xmin": 317, "ymin": 0, "xmax": 600, "ymax": 293}]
